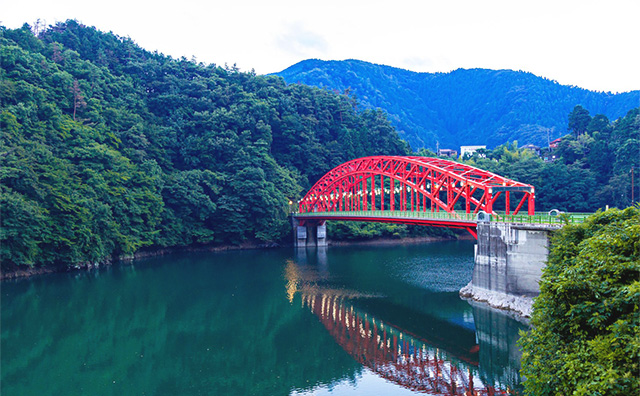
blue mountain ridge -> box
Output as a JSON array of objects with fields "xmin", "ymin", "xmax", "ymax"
[{"xmin": 273, "ymin": 59, "xmax": 640, "ymax": 150}]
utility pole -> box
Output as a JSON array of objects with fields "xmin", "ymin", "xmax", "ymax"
[
  {"xmin": 632, "ymin": 166, "xmax": 635, "ymax": 204},
  {"xmin": 547, "ymin": 128, "xmax": 551, "ymax": 148}
]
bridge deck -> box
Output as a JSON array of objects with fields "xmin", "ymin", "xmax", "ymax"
[{"xmin": 294, "ymin": 210, "xmax": 589, "ymax": 226}]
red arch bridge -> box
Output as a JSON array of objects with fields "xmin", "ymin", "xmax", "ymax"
[
  {"xmin": 303, "ymin": 292, "xmax": 513, "ymax": 395},
  {"xmin": 294, "ymin": 156, "xmax": 536, "ymax": 239}
]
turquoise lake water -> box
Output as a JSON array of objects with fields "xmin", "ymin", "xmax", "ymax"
[{"xmin": 1, "ymin": 241, "xmax": 527, "ymax": 395}]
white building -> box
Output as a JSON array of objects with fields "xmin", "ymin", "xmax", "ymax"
[{"xmin": 460, "ymin": 145, "xmax": 487, "ymax": 157}]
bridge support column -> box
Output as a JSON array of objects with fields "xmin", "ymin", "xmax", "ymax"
[
  {"xmin": 292, "ymin": 218, "xmax": 327, "ymax": 248},
  {"xmin": 462, "ymin": 221, "xmax": 558, "ymax": 317}
]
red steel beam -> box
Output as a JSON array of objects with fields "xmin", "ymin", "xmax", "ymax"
[{"xmin": 298, "ymin": 156, "xmax": 535, "ymax": 217}]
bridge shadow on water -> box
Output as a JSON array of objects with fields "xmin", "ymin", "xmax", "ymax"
[{"xmin": 289, "ymin": 247, "xmax": 526, "ymax": 395}]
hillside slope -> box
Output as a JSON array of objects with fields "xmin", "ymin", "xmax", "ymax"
[
  {"xmin": 274, "ymin": 59, "xmax": 640, "ymax": 150},
  {"xmin": 0, "ymin": 22, "xmax": 409, "ymax": 270}
]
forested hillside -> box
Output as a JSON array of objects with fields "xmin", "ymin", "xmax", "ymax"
[
  {"xmin": 274, "ymin": 59, "xmax": 640, "ymax": 150},
  {"xmin": 1, "ymin": 21, "xmax": 638, "ymax": 273},
  {"xmin": 0, "ymin": 21, "xmax": 408, "ymax": 270},
  {"xmin": 459, "ymin": 104, "xmax": 639, "ymax": 212},
  {"xmin": 519, "ymin": 206, "xmax": 639, "ymax": 395}
]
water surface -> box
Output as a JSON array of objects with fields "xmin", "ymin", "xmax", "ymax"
[{"xmin": 2, "ymin": 241, "xmax": 527, "ymax": 395}]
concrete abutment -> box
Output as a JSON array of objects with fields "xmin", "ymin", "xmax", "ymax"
[
  {"xmin": 462, "ymin": 221, "xmax": 559, "ymax": 316},
  {"xmin": 291, "ymin": 215, "xmax": 559, "ymax": 317}
]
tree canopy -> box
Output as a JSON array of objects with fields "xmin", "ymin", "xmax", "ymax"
[
  {"xmin": 274, "ymin": 59, "xmax": 639, "ymax": 150},
  {"xmin": 519, "ymin": 206, "xmax": 640, "ymax": 395},
  {"xmin": 568, "ymin": 105, "xmax": 591, "ymax": 136},
  {"xmin": 0, "ymin": 21, "xmax": 408, "ymax": 270},
  {"xmin": 462, "ymin": 107, "xmax": 639, "ymax": 212},
  {"xmin": 2, "ymin": 21, "xmax": 639, "ymax": 271}
]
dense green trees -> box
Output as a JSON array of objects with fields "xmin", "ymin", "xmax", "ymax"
[
  {"xmin": 0, "ymin": 22, "xmax": 408, "ymax": 270},
  {"xmin": 519, "ymin": 206, "xmax": 640, "ymax": 395},
  {"xmin": 275, "ymin": 59, "xmax": 639, "ymax": 150},
  {"xmin": 1, "ymin": 21, "xmax": 638, "ymax": 271},
  {"xmin": 567, "ymin": 105, "xmax": 592, "ymax": 136},
  {"xmin": 471, "ymin": 116, "xmax": 640, "ymax": 391},
  {"xmin": 327, "ymin": 221, "xmax": 457, "ymax": 241},
  {"xmin": 463, "ymin": 107, "xmax": 639, "ymax": 211}
]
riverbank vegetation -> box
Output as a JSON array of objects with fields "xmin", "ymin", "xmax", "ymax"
[
  {"xmin": 460, "ymin": 106, "xmax": 639, "ymax": 212},
  {"xmin": 0, "ymin": 21, "xmax": 409, "ymax": 271},
  {"xmin": 327, "ymin": 221, "xmax": 459, "ymax": 241},
  {"xmin": 1, "ymin": 21, "xmax": 638, "ymax": 275},
  {"xmin": 519, "ymin": 206, "xmax": 640, "ymax": 395}
]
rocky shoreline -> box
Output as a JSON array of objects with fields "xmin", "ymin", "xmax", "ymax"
[{"xmin": 459, "ymin": 281, "xmax": 534, "ymax": 320}]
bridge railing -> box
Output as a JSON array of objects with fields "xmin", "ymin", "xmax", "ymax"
[
  {"xmin": 293, "ymin": 209, "xmax": 590, "ymax": 225},
  {"xmin": 490, "ymin": 212, "xmax": 589, "ymax": 225},
  {"xmin": 294, "ymin": 210, "xmax": 478, "ymax": 222}
]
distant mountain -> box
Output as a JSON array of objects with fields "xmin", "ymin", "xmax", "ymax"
[{"xmin": 273, "ymin": 59, "xmax": 640, "ymax": 150}]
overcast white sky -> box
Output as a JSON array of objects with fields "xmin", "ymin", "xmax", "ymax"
[{"xmin": 3, "ymin": 0, "xmax": 640, "ymax": 93}]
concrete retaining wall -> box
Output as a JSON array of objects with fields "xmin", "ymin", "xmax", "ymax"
[{"xmin": 473, "ymin": 222, "xmax": 557, "ymax": 298}]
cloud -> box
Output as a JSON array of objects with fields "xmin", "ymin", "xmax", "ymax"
[{"xmin": 276, "ymin": 22, "xmax": 328, "ymax": 57}]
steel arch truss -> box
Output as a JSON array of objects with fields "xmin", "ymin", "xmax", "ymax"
[
  {"xmin": 304, "ymin": 293, "xmax": 511, "ymax": 395},
  {"xmin": 298, "ymin": 156, "xmax": 535, "ymax": 216}
]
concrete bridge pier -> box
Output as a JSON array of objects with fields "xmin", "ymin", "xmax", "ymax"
[
  {"xmin": 292, "ymin": 218, "xmax": 327, "ymax": 248},
  {"xmin": 462, "ymin": 220, "xmax": 560, "ymax": 316}
]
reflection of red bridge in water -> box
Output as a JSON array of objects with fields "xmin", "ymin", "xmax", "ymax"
[{"xmin": 303, "ymin": 293, "xmax": 513, "ymax": 396}]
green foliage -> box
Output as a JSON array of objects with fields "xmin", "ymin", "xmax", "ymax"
[
  {"xmin": 463, "ymin": 107, "xmax": 640, "ymax": 211},
  {"xmin": 274, "ymin": 59, "xmax": 639, "ymax": 150},
  {"xmin": 519, "ymin": 206, "xmax": 640, "ymax": 395},
  {"xmin": 327, "ymin": 221, "xmax": 410, "ymax": 240},
  {"xmin": 568, "ymin": 105, "xmax": 591, "ymax": 136},
  {"xmin": 0, "ymin": 21, "xmax": 408, "ymax": 270},
  {"xmin": 327, "ymin": 221, "xmax": 458, "ymax": 241},
  {"xmin": 2, "ymin": 21, "xmax": 637, "ymax": 271}
]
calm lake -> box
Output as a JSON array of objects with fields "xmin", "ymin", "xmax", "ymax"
[{"xmin": 1, "ymin": 241, "xmax": 527, "ymax": 395}]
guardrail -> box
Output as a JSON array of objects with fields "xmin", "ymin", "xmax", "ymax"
[
  {"xmin": 294, "ymin": 210, "xmax": 477, "ymax": 222},
  {"xmin": 293, "ymin": 210, "xmax": 590, "ymax": 225},
  {"xmin": 490, "ymin": 212, "xmax": 589, "ymax": 225}
]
